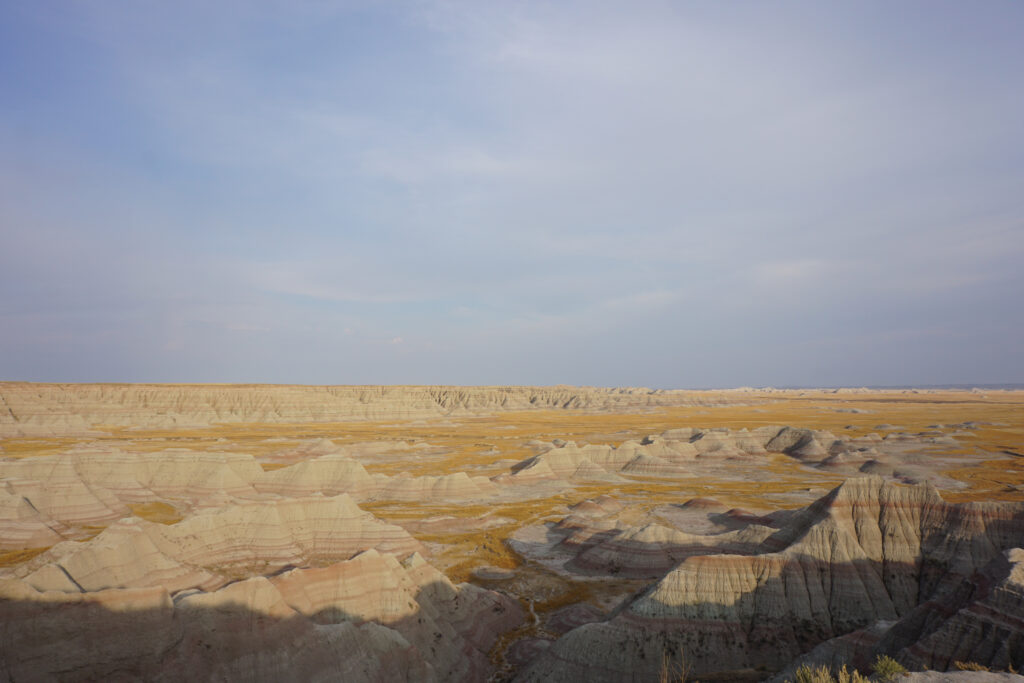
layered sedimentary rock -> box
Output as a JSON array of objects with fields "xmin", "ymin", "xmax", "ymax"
[
  {"xmin": 0, "ymin": 424, "xmax": 972, "ymax": 553},
  {"xmin": 0, "ymin": 383, "xmax": 749, "ymax": 436},
  {"xmin": 535, "ymin": 494, "xmax": 778, "ymax": 578},
  {"xmin": 784, "ymin": 546, "xmax": 1024, "ymax": 678},
  {"xmin": 2, "ymin": 382, "xmax": 1019, "ymax": 681},
  {"xmin": 503, "ymin": 432, "xmax": 757, "ymax": 483},
  {"xmin": 894, "ymin": 547, "xmax": 1024, "ymax": 670},
  {"xmin": 256, "ymin": 451, "xmax": 378, "ymax": 497},
  {"xmin": 0, "ymin": 450, "xmax": 264, "ymax": 531},
  {"xmin": 517, "ymin": 478, "xmax": 1024, "ymax": 681},
  {"xmin": 258, "ymin": 451, "xmax": 498, "ymax": 502},
  {"xmin": 376, "ymin": 471, "xmax": 499, "ymax": 502},
  {"xmin": 7, "ymin": 495, "xmax": 422, "ymax": 594},
  {"xmin": 0, "ymin": 547, "xmax": 522, "ymax": 682},
  {"xmin": 0, "ymin": 485, "xmax": 69, "ymax": 549},
  {"xmin": 504, "ymin": 426, "xmax": 968, "ymax": 489},
  {"xmin": 0, "ymin": 445, "xmax": 502, "ymax": 547},
  {"xmin": 0, "ymin": 477, "xmax": 524, "ymax": 681},
  {"xmin": 568, "ymin": 522, "xmax": 775, "ymax": 578}
]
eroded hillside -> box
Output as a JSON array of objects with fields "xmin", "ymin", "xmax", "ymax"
[{"xmin": 1, "ymin": 384, "xmax": 1022, "ymax": 680}]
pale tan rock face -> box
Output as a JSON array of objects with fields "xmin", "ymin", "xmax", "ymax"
[
  {"xmin": 774, "ymin": 547, "xmax": 1024, "ymax": 680},
  {"xmin": 0, "ymin": 503, "xmax": 522, "ymax": 682},
  {"xmin": 376, "ymin": 470, "xmax": 499, "ymax": 502},
  {"xmin": 505, "ymin": 425, "xmax": 965, "ymax": 491},
  {"xmin": 11, "ymin": 495, "xmax": 422, "ymax": 593},
  {"xmin": 0, "ymin": 383, "xmax": 746, "ymax": 436},
  {"xmin": 0, "ymin": 456, "xmax": 129, "ymax": 528},
  {"xmin": 567, "ymin": 522, "xmax": 774, "ymax": 577},
  {"xmin": 517, "ymin": 478, "xmax": 1024, "ymax": 681},
  {"xmin": 2, "ymin": 384, "xmax": 1022, "ymax": 680},
  {"xmin": 256, "ymin": 450, "xmax": 499, "ymax": 503},
  {"xmin": 255, "ymin": 452, "xmax": 378, "ymax": 497},
  {"xmin": 0, "ymin": 446, "xmax": 501, "ymax": 546},
  {"xmin": 0, "ymin": 450, "xmax": 265, "ymax": 533},
  {"xmin": 1, "ymin": 572, "xmax": 440, "ymax": 682},
  {"xmin": 0, "ymin": 485, "xmax": 68, "ymax": 548},
  {"xmin": 871, "ymin": 547, "xmax": 1024, "ymax": 673},
  {"xmin": 270, "ymin": 549, "xmax": 521, "ymax": 681}
]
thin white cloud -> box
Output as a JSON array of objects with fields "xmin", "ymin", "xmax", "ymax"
[
  {"xmin": 752, "ymin": 259, "xmax": 836, "ymax": 287},
  {"xmin": 249, "ymin": 263, "xmax": 427, "ymax": 305},
  {"xmin": 2, "ymin": 1, "xmax": 1022, "ymax": 385}
]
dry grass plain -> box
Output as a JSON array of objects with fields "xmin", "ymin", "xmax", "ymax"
[
  {"xmin": 4, "ymin": 389, "xmax": 1019, "ymax": 581},
  {"xmin": 2, "ymin": 389, "xmax": 1022, "ymax": 672}
]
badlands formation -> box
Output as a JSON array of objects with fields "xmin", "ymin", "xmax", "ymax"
[{"xmin": 1, "ymin": 383, "xmax": 1023, "ymax": 681}]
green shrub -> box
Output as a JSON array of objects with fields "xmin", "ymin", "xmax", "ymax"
[
  {"xmin": 789, "ymin": 663, "xmax": 871, "ymax": 683},
  {"xmin": 872, "ymin": 655, "xmax": 907, "ymax": 681},
  {"xmin": 793, "ymin": 664, "xmax": 837, "ymax": 683},
  {"xmin": 836, "ymin": 664, "xmax": 870, "ymax": 683}
]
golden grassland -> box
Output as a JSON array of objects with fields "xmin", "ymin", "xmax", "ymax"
[
  {"xmin": 350, "ymin": 391, "xmax": 1024, "ymax": 594},
  {"xmin": 126, "ymin": 502, "xmax": 182, "ymax": 525},
  {"xmin": 2, "ymin": 391, "xmax": 1022, "ymax": 585},
  {"xmin": 0, "ymin": 547, "xmax": 49, "ymax": 568},
  {"xmin": 5, "ymin": 388, "xmax": 1020, "ymax": 455},
  {"xmin": 2, "ymin": 391, "xmax": 1022, "ymax": 679}
]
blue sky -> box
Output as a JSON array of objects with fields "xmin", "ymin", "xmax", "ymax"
[{"xmin": 2, "ymin": 1, "xmax": 1022, "ymax": 387}]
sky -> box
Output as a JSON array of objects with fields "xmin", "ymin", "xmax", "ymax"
[{"xmin": 1, "ymin": 1, "xmax": 1023, "ymax": 388}]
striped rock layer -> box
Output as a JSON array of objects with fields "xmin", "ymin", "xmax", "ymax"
[
  {"xmin": 7, "ymin": 495, "xmax": 423, "ymax": 594},
  {"xmin": 0, "ymin": 446, "xmax": 504, "ymax": 549},
  {"xmin": 0, "ymin": 548, "xmax": 523, "ymax": 682},
  {"xmin": 517, "ymin": 478, "xmax": 1024, "ymax": 681},
  {"xmin": 504, "ymin": 426, "xmax": 962, "ymax": 487},
  {"xmin": 0, "ymin": 383, "xmax": 748, "ymax": 436}
]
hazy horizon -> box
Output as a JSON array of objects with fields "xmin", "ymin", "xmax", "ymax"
[
  {"xmin": 3, "ymin": 2, "xmax": 1023, "ymax": 387},
  {"xmin": 4, "ymin": 380, "xmax": 1024, "ymax": 393}
]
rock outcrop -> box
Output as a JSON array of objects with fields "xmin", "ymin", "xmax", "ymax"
[
  {"xmin": 0, "ymin": 485, "xmax": 69, "ymax": 548},
  {"xmin": 0, "ymin": 547, "xmax": 522, "ymax": 682},
  {"xmin": 0, "ymin": 487, "xmax": 523, "ymax": 681},
  {"xmin": 780, "ymin": 546, "xmax": 1024, "ymax": 678},
  {"xmin": 0, "ymin": 383, "xmax": 750, "ymax": 436},
  {"xmin": 517, "ymin": 478, "xmax": 1024, "ymax": 681},
  {"xmin": 0, "ymin": 450, "xmax": 264, "ymax": 533},
  {"xmin": 567, "ymin": 522, "xmax": 775, "ymax": 578},
  {"xmin": 504, "ymin": 426, "xmax": 970, "ymax": 489},
  {"xmin": 2, "ymin": 382, "xmax": 1019, "ymax": 681},
  {"xmin": 0, "ymin": 445, "xmax": 503, "ymax": 548},
  {"xmin": 7, "ymin": 495, "xmax": 423, "ymax": 593}
]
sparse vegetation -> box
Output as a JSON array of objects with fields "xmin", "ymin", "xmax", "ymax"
[
  {"xmin": 0, "ymin": 546, "xmax": 51, "ymax": 567},
  {"xmin": 127, "ymin": 501, "xmax": 182, "ymax": 525},
  {"xmin": 872, "ymin": 655, "xmax": 907, "ymax": 681},
  {"xmin": 4, "ymin": 388, "xmax": 1024, "ymax": 679},
  {"xmin": 789, "ymin": 664, "xmax": 870, "ymax": 683},
  {"xmin": 792, "ymin": 663, "xmax": 831, "ymax": 683},
  {"xmin": 836, "ymin": 665, "xmax": 871, "ymax": 683},
  {"xmin": 659, "ymin": 648, "xmax": 689, "ymax": 683}
]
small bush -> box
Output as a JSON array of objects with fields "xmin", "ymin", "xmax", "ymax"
[
  {"xmin": 789, "ymin": 663, "xmax": 871, "ymax": 683},
  {"xmin": 836, "ymin": 664, "xmax": 870, "ymax": 683},
  {"xmin": 872, "ymin": 655, "xmax": 907, "ymax": 681},
  {"xmin": 793, "ymin": 664, "xmax": 837, "ymax": 683},
  {"xmin": 954, "ymin": 661, "xmax": 990, "ymax": 671}
]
